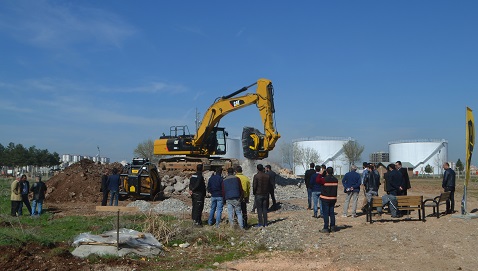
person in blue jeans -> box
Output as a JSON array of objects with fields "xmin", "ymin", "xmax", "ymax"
[
  {"xmin": 18, "ymin": 175, "xmax": 32, "ymax": 216},
  {"xmin": 207, "ymin": 168, "xmax": 224, "ymax": 227},
  {"xmin": 318, "ymin": 167, "xmax": 339, "ymax": 233},
  {"xmin": 304, "ymin": 163, "xmax": 316, "ymax": 210},
  {"xmin": 108, "ymin": 168, "xmax": 120, "ymax": 206},
  {"xmin": 222, "ymin": 167, "xmax": 244, "ymax": 229},
  {"xmin": 31, "ymin": 175, "xmax": 47, "ymax": 216},
  {"xmin": 310, "ymin": 165, "xmax": 325, "ymax": 218}
]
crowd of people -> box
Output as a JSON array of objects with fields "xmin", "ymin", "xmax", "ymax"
[
  {"xmin": 187, "ymin": 159, "xmax": 456, "ymax": 231},
  {"xmin": 10, "ymin": 174, "xmax": 47, "ymax": 217},
  {"xmin": 188, "ymin": 163, "xmax": 277, "ymax": 229},
  {"xmin": 9, "ymin": 160, "xmax": 455, "ymax": 228},
  {"xmin": 304, "ymin": 160, "xmax": 456, "ymax": 231}
]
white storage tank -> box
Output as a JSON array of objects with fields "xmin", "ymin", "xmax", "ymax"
[
  {"xmin": 292, "ymin": 137, "xmax": 354, "ymax": 176},
  {"xmin": 389, "ymin": 139, "xmax": 448, "ymax": 175}
]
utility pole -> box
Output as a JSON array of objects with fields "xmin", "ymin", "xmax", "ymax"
[
  {"xmin": 195, "ymin": 108, "xmax": 201, "ymax": 133},
  {"xmin": 97, "ymin": 146, "xmax": 101, "ymax": 164}
]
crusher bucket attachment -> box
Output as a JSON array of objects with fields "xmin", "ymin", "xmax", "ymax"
[
  {"xmin": 242, "ymin": 126, "xmax": 268, "ymax": 160},
  {"xmin": 120, "ymin": 158, "xmax": 163, "ymax": 201}
]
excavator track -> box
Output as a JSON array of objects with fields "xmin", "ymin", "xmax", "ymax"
[{"xmin": 158, "ymin": 156, "xmax": 239, "ymax": 171}]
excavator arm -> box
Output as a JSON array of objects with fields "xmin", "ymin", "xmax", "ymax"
[{"xmin": 193, "ymin": 78, "xmax": 281, "ymax": 159}]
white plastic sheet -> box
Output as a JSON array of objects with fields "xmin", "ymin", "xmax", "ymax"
[{"xmin": 72, "ymin": 228, "xmax": 162, "ymax": 249}]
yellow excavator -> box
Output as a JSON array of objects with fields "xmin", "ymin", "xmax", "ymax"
[{"xmin": 154, "ymin": 78, "xmax": 281, "ymax": 171}]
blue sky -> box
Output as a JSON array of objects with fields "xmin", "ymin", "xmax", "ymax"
[{"xmin": 1, "ymin": 1, "xmax": 477, "ymax": 165}]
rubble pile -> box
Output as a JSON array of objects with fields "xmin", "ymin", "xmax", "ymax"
[
  {"xmin": 45, "ymin": 158, "xmax": 300, "ymax": 204},
  {"xmin": 46, "ymin": 159, "xmax": 123, "ymax": 203}
]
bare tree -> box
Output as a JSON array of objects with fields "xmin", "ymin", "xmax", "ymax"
[
  {"xmin": 279, "ymin": 142, "xmax": 294, "ymax": 170},
  {"xmin": 342, "ymin": 140, "xmax": 364, "ymax": 170},
  {"xmin": 134, "ymin": 139, "xmax": 157, "ymax": 164},
  {"xmin": 433, "ymin": 154, "xmax": 443, "ymax": 176},
  {"xmin": 293, "ymin": 143, "xmax": 321, "ymax": 173}
]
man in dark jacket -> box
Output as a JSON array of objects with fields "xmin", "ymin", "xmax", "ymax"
[
  {"xmin": 207, "ymin": 167, "xmax": 223, "ymax": 227},
  {"xmin": 222, "ymin": 167, "xmax": 244, "ymax": 229},
  {"xmin": 442, "ymin": 162, "xmax": 456, "ymax": 213},
  {"xmin": 396, "ymin": 161, "xmax": 411, "ymax": 195},
  {"xmin": 18, "ymin": 174, "xmax": 32, "ymax": 216},
  {"xmin": 108, "ymin": 168, "xmax": 120, "ymax": 206},
  {"xmin": 318, "ymin": 167, "xmax": 338, "ymax": 233},
  {"xmin": 379, "ymin": 164, "xmax": 403, "ymax": 217},
  {"xmin": 189, "ymin": 164, "xmax": 206, "ymax": 226},
  {"xmin": 101, "ymin": 170, "xmax": 109, "ymax": 206},
  {"xmin": 310, "ymin": 165, "xmax": 324, "ymax": 218},
  {"xmin": 30, "ymin": 175, "xmax": 47, "ymax": 216},
  {"xmin": 253, "ymin": 164, "xmax": 271, "ymax": 227},
  {"xmin": 385, "ymin": 164, "xmax": 404, "ymax": 196},
  {"xmin": 265, "ymin": 165, "xmax": 277, "ymax": 210},
  {"xmin": 304, "ymin": 163, "xmax": 315, "ymax": 210},
  {"xmin": 342, "ymin": 165, "xmax": 361, "ymax": 217},
  {"xmin": 363, "ymin": 164, "xmax": 380, "ymax": 207}
]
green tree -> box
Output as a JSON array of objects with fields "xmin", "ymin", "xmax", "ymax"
[
  {"xmin": 47, "ymin": 152, "xmax": 61, "ymax": 167},
  {"xmin": 456, "ymin": 159, "xmax": 464, "ymax": 172},
  {"xmin": 425, "ymin": 164, "xmax": 433, "ymax": 174},
  {"xmin": 0, "ymin": 143, "xmax": 5, "ymax": 167},
  {"xmin": 342, "ymin": 140, "xmax": 364, "ymax": 170},
  {"xmin": 0, "ymin": 142, "xmax": 61, "ymax": 174}
]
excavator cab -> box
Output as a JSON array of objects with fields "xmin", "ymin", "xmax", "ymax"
[{"xmin": 242, "ymin": 126, "xmax": 268, "ymax": 159}]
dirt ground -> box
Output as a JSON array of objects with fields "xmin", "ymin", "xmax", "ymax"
[
  {"xmin": 3, "ymin": 170, "xmax": 478, "ymax": 270},
  {"xmin": 218, "ymin": 180, "xmax": 478, "ymax": 271}
]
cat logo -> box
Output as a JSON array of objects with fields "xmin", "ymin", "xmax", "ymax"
[{"xmin": 230, "ymin": 99, "xmax": 245, "ymax": 108}]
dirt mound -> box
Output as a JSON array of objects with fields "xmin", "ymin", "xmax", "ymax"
[{"xmin": 46, "ymin": 159, "xmax": 123, "ymax": 203}]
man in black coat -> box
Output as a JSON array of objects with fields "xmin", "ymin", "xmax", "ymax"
[
  {"xmin": 100, "ymin": 170, "xmax": 109, "ymax": 206},
  {"xmin": 442, "ymin": 162, "xmax": 456, "ymax": 214},
  {"xmin": 380, "ymin": 164, "xmax": 404, "ymax": 218},
  {"xmin": 265, "ymin": 165, "xmax": 277, "ymax": 210},
  {"xmin": 304, "ymin": 163, "xmax": 315, "ymax": 210},
  {"xmin": 386, "ymin": 164, "xmax": 404, "ymax": 196},
  {"xmin": 395, "ymin": 161, "xmax": 411, "ymax": 195},
  {"xmin": 189, "ymin": 164, "xmax": 206, "ymax": 226}
]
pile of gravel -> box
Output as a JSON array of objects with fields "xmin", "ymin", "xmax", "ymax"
[{"xmin": 127, "ymin": 198, "xmax": 191, "ymax": 214}]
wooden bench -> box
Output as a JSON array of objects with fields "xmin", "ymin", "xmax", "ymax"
[
  {"xmin": 366, "ymin": 195, "xmax": 424, "ymax": 223},
  {"xmin": 422, "ymin": 192, "xmax": 451, "ymax": 219}
]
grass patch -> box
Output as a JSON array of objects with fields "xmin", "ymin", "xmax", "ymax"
[{"xmin": 0, "ymin": 177, "xmax": 270, "ymax": 270}]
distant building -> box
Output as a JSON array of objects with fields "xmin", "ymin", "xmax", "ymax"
[
  {"xmin": 370, "ymin": 152, "xmax": 389, "ymax": 163},
  {"xmin": 60, "ymin": 153, "xmax": 110, "ymax": 167}
]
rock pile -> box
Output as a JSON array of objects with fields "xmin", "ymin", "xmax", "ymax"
[{"xmin": 45, "ymin": 158, "xmax": 302, "ymax": 205}]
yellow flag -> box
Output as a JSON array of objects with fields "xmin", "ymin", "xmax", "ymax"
[{"xmin": 465, "ymin": 107, "xmax": 474, "ymax": 187}]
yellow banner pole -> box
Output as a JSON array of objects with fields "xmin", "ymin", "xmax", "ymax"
[{"xmin": 462, "ymin": 107, "xmax": 474, "ymax": 215}]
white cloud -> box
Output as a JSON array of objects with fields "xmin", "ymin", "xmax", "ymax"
[{"xmin": 0, "ymin": 0, "xmax": 136, "ymax": 49}]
